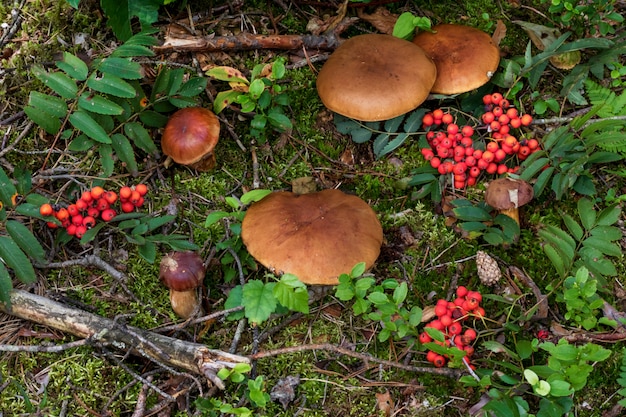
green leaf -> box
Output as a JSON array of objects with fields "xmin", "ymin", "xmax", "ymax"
[
  {"xmin": 452, "ymin": 205, "xmax": 493, "ymax": 222},
  {"xmin": 393, "ymin": 282, "xmax": 408, "ymax": 305},
  {"xmin": 205, "ymin": 210, "xmax": 231, "ymax": 227},
  {"xmin": 110, "ymin": 44, "xmax": 155, "ymax": 58},
  {"xmin": 0, "ymin": 166, "xmax": 17, "ymax": 208},
  {"xmin": 520, "ymin": 156, "xmax": 550, "ymax": 181},
  {"xmin": 539, "ymin": 225, "xmax": 576, "ymax": 263},
  {"xmin": 0, "ymin": 262, "xmax": 12, "ymax": 308},
  {"xmin": 242, "ymin": 280, "xmax": 277, "ymax": 324},
  {"xmin": 5, "ymin": 220, "xmax": 46, "ymax": 262},
  {"xmin": 590, "ymin": 225, "xmax": 623, "ymax": 241},
  {"xmin": 561, "ymin": 213, "xmax": 584, "ymax": 241},
  {"xmin": 213, "ymin": 90, "xmax": 241, "ymax": 114},
  {"xmin": 87, "ymin": 72, "xmax": 137, "ymax": 98},
  {"xmin": 273, "ymin": 275, "xmax": 309, "ymax": 314},
  {"xmin": 543, "ymin": 243, "xmax": 567, "ymax": 277},
  {"xmin": 68, "ymin": 134, "xmax": 95, "ymax": 151},
  {"xmin": 0, "ymin": 236, "xmax": 37, "ymax": 284},
  {"xmin": 96, "ymin": 57, "xmax": 143, "ymax": 79},
  {"xmin": 124, "ymin": 122, "xmax": 158, "ymax": 155},
  {"xmin": 56, "ymin": 52, "xmax": 89, "ymax": 81},
  {"xmin": 24, "ymin": 106, "xmax": 61, "ymax": 135},
  {"xmin": 78, "ymin": 93, "xmax": 124, "ymax": 115},
  {"xmin": 577, "ymin": 198, "xmax": 596, "ymax": 230},
  {"xmin": 69, "ymin": 110, "xmax": 111, "ymax": 143},
  {"xmin": 533, "ymin": 166, "xmax": 555, "ymax": 198},
  {"xmin": 79, "ymin": 222, "xmax": 107, "ymax": 245},
  {"xmin": 178, "ymin": 77, "xmax": 208, "ymax": 97},
  {"xmin": 110, "ymin": 133, "xmax": 139, "ymax": 176},
  {"xmin": 137, "ymin": 241, "xmax": 157, "ymax": 263},
  {"xmin": 240, "ymin": 189, "xmax": 272, "ymax": 205},
  {"xmin": 32, "ymin": 66, "xmax": 78, "ymax": 99},
  {"xmin": 98, "ymin": 144, "xmax": 115, "ymax": 176},
  {"xmin": 100, "ymin": 0, "xmax": 160, "ymax": 41},
  {"xmin": 596, "ymin": 205, "xmax": 621, "ymax": 226},
  {"xmin": 267, "ymin": 111, "xmax": 293, "ymax": 132},
  {"xmin": 28, "ymin": 91, "xmax": 68, "ymax": 118},
  {"xmin": 582, "ymin": 236, "xmax": 622, "ymax": 257},
  {"xmin": 351, "ymin": 262, "xmax": 367, "ymax": 278}
]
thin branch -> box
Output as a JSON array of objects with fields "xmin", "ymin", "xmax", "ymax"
[{"xmin": 0, "ymin": 338, "xmax": 91, "ymax": 353}]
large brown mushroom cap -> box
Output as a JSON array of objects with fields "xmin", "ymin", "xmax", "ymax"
[
  {"xmin": 161, "ymin": 107, "xmax": 220, "ymax": 171},
  {"xmin": 316, "ymin": 34, "xmax": 437, "ymax": 122},
  {"xmin": 412, "ymin": 24, "xmax": 500, "ymax": 95},
  {"xmin": 241, "ymin": 189, "xmax": 384, "ymax": 285}
]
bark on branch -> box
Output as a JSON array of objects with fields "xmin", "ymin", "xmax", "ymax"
[{"xmin": 1, "ymin": 289, "xmax": 249, "ymax": 389}]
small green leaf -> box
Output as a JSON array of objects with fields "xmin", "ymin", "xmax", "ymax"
[
  {"xmin": 590, "ymin": 225, "xmax": 622, "ymax": 241},
  {"xmin": 0, "ymin": 236, "xmax": 37, "ymax": 284},
  {"xmin": 111, "ymin": 44, "xmax": 155, "ymax": 58},
  {"xmin": 32, "ymin": 66, "xmax": 78, "ymax": 99},
  {"xmin": 69, "ymin": 110, "xmax": 111, "ymax": 143},
  {"xmin": 0, "ymin": 262, "xmax": 12, "ymax": 308},
  {"xmin": 6, "ymin": 220, "xmax": 46, "ymax": 262},
  {"xmin": 137, "ymin": 241, "xmax": 157, "ymax": 263},
  {"xmin": 96, "ymin": 57, "xmax": 143, "ymax": 79},
  {"xmin": 87, "ymin": 72, "xmax": 137, "ymax": 98},
  {"xmin": 24, "ymin": 106, "xmax": 61, "ymax": 135},
  {"xmin": 452, "ymin": 205, "xmax": 493, "ymax": 222},
  {"xmin": 178, "ymin": 77, "xmax": 208, "ymax": 97},
  {"xmin": 28, "ymin": 91, "xmax": 68, "ymax": 118},
  {"xmin": 206, "ymin": 66, "xmax": 249, "ymax": 83},
  {"xmin": 240, "ymin": 189, "xmax": 272, "ymax": 205},
  {"xmin": 78, "ymin": 93, "xmax": 124, "ymax": 115},
  {"xmin": 110, "ymin": 133, "xmax": 139, "ymax": 175},
  {"xmin": 79, "ymin": 222, "xmax": 107, "ymax": 245},
  {"xmin": 213, "ymin": 90, "xmax": 241, "ymax": 114},
  {"xmin": 582, "ymin": 236, "xmax": 622, "ymax": 257},
  {"xmin": 205, "ymin": 210, "xmax": 231, "ymax": 227},
  {"xmin": 273, "ymin": 276, "xmax": 309, "ymax": 314},
  {"xmin": 0, "ymin": 166, "xmax": 17, "ymax": 208},
  {"xmin": 124, "ymin": 122, "xmax": 158, "ymax": 155},
  {"xmin": 68, "ymin": 134, "xmax": 95, "ymax": 151},
  {"xmin": 561, "ymin": 213, "xmax": 584, "ymax": 241},
  {"xmin": 56, "ymin": 52, "xmax": 89, "ymax": 81},
  {"xmin": 543, "ymin": 243, "xmax": 567, "ymax": 277},
  {"xmin": 577, "ymin": 198, "xmax": 596, "ymax": 230},
  {"xmin": 242, "ymin": 280, "xmax": 276, "ymax": 324},
  {"xmin": 393, "ymin": 282, "xmax": 408, "ymax": 305},
  {"xmin": 596, "ymin": 205, "xmax": 621, "ymax": 226},
  {"xmin": 351, "ymin": 262, "xmax": 366, "ymax": 277}
]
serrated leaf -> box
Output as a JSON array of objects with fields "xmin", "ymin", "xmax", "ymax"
[
  {"xmin": 403, "ymin": 108, "xmax": 427, "ymax": 132},
  {"xmin": 577, "ymin": 198, "xmax": 596, "ymax": 230},
  {"xmin": 24, "ymin": 106, "xmax": 61, "ymax": 135},
  {"xmin": 28, "ymin": 91, "xmax": 68, "ymax": 118},
  {"xmin": 0, "ymin": 262, "xmax": 12, "ymax": 309},
  {"xmin": 561, "ymin": 213, "xmax": 584, "ymax": 241},
  {"xmin": 99, "ymin": 143, "xmax": 115, "ymax": 176},
  {"xmin": 349, "ymin": 127, "xmax": 374, "ymax": 144},
  {"xmin": 87, "ymin": 72, "xmax": 137, "ymax": 98},
  {"xmin": 590, "ymin": 225, "xmax": 623, "ymax": 241},
  {"xmin": 520, "ymin": 156, "xmax": 550, "ymax": 181},
  {"xmin": 137, "ymin": 241, "xmax": 157, "ymax": 263},
  {"xmin": 539, "ymin": 226, "xmax": 576, "ymax": 263},
  {"xmin": 452, "ymin": 205, "xmax": 493, "ymax": 222},
  {"xmin": 68, "ymin": 134, "xmax": 95, "ymax": 151},
  {"xmin": 110, "ymin": 43, "xmax": 155, "ymax": 58},
  {"xmin": 582, "ymin": 236, "xmax": 623, "ymax": 257},
  {"xmin": 96, "ymin": 57, "xmax": 143, "ymax": 79},
  {"xmin": 384, "ymin": 115, "xmax": 404, "ymax": 132},
  {"xmin": 0, "ymin": 166, "xmax": 17, "ymax": 208},
  {"xmin": 139, "ymin": 110, "xmax": 168, "ymax": 128},
  {"xmin": 79, "ymin": 222, "xmax": 107, "ymax": 245},
  {"xmin": 78, "ymin": 93, "xmax": 124, "ymax": 115},
  {"xmin": 110, "ymin": 133, "xmax": 139, "ymax": 176},
  {"xmin": 543, "ymin": 243, "xmax": 567, "ymax": 277},
  {"xmin": 178, "ymin": 77, "xmax": 208, "ymax": 97},
  {"xmin": 56, "ymin": 52, "xmax": 89, "ymax": 81},
  {"xmin": 5, "ymin": 220, "xmax": 46, "ymax": 262},
  {"xmin": 0, "ymin": 236, "xmax": 37, "ymax": 284},
  {"xmin": 32, "ymin": 66, "xmax": 78, "ymax": 99},
  {"xmin": 273, "ymin": 276, "xmax": 309, "ymax": 314},
  {"xmin": 596, "ymin": 205, "xmax": 621, "ymax": 226},
  {"xmin": 69, "ymin": 110, "xmax": 111, "ymax": 143},
  {"xmin": 124, "ymin": 122, "xmax": 158, "ymax": 155},
  {"xmin": 533, "ymin": 166, "xmax": 555, "ymax": 198},
  {"xmin": 242, "ymin": 280, "xmax": 276, "ymax": 324}
]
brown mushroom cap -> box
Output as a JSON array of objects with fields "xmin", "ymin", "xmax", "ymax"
[
  {"xmin": 316, "ymin": 34, "xmax": 437, "ymax": 122},
  {"xmin": 159, "ymin": 251, "xmax": 206, "ymax": 291},
  {"xmin": 241, "ymin": 189, "xmax": 384, "ymax": 285},
  {"xmin": 484, "ymin": 178, "xmax": 534, "ymax": 210},
  {"xmin": 412, "ymin": 24, "xmax": 500, "ymax": 95},
  {"xmin": 161, "ymin": 107, "xmax": 220, "ymax": 171}
]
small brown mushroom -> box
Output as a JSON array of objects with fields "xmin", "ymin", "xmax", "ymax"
[
  {"xmin": 412, "ymin": 24, "xmax": 500, "ymax": 95},
  {"xmin": 241, "ymin": 189, "xmax": 384, "ymax": 285},
  {"xmin": 484, "ymin": 178, "xmax": 534, "ymax": 225},
  {"xmin": 316, "ymin": 34, "xmax": 437, "ymax": 121},
  {"xmin": 161, "ymin": 107, "xmax": 220, "ymax": 171},
  {"xmin": 159, "ymin": 251, "xmax": 206, "ymax": 318}
]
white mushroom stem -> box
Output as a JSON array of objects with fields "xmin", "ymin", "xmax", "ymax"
[{"xmin": 170, "ymin": 289, "xmax": 202, "ymax": 319}]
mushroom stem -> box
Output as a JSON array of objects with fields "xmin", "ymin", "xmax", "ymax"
[{"xmin": 170, "ymin": 289, "xmax": 202, "ymax": 319}]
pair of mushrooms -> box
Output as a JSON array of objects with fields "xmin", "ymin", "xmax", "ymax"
[
  {"xmin": 316, "ymin": 24, "xmax": 501, "ymax": 122},
  {"xmin": 160, "ymin": 189, "xmax": 384, "ymax": 318}
]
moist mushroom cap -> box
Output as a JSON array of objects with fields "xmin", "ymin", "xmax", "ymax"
[
  {"xmin": 241, "ymin": 189, "xmax": 384, "ymax": 285},
  {"xmin": 159, "ymin": 251, "xmax": 206, "ymax": 291},
  {"xmin": 484, "ymin": 178, "xmax": 534, "ymax": 210},
  {"xmin": 412, "ymin": 24, "xmax": 500, "ymax": 95},
  {"xmin": 316, "ymin": 34, "xmax": 437, "ymax": 122},
  {"xmin": 161, "ymin": 107, "xmax": 220, "ymax": 166}
]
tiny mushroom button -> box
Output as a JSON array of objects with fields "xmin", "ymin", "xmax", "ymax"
[
  {"xmin": 484, "ymin": 177, "xmax": 534, "ymax": 226},
  {"xmin": 316, "ymin": 34, "xmax": 437, "ymax": 122},
  {"xmin": 241, "ymin": 189, "xmax": 384, "ymax": 285},
  {"xmin": 159, "ymin": 251, "xmax": 206, "ymax": 319},
  {"xmin": 412, "ymin": 24, "xmax": 500, "ymax": 95},
  {"xmin": 161, "ymin": 107, "xmax": 221, "ymax": 171}
]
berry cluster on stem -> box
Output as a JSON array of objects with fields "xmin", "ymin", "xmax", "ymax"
[
  {"xmin": 421, "ymin": 286, "xmax": 483, "ymax": 368},
  {"xmin": 420, "ymin": 93, "xmax": 540, "ymax": 189},
  {"xmin": 39, "ymin": 184, "xmax": 149, "ymax": 239}
]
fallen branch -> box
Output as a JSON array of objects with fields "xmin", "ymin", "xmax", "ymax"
[
  {"xmin": 1, "ymin": 289, "xmax": 249, "ymax": 389},
  {"xmin": 154, "ymin": 31, "xmax": 342, "ymax": 54}
]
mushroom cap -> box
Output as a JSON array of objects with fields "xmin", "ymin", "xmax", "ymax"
[
  {"xmin": 316, "ymin": 34, "xmax": 437, "ymax": 122},
  {"xmin": 484, "ymin": 178, "xmax": 534, "ymax": 210},
  {"xmin": 412, "ymin": 24, "xmax": 500, "ymax": 95},
  {"xmin": 159, "ymin": 251, "xmax": 206, "ymax": 291},
  {"xmin": 241, "ymin": 189, "xmax": 384, "ymax": 285},
  {"xmin": 161, "ymin": 107, "xmax": 220, "ymax": 166}
]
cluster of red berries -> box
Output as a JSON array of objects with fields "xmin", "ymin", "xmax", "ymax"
[
  {"xmin": 420, "ymin": 93, "xmax": 540, "ymax": 189},
  {"xmin": 39, "ymin": 184, "xmax": 148, "ymax": 238},
  {"xmin": 420, "ymin": 286, "xmax": 483, "ymax": 368}
]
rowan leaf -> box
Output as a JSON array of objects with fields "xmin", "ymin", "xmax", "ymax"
[{"xmin": 0, "ymin": 236, "xmax": 37, "ymax": 284}]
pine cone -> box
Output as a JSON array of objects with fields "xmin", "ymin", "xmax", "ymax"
[{"xmin": 476, "ymin": 251, "xmax": 501, "ymax": 286}]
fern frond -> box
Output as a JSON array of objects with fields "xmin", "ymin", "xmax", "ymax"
[
  {"xmin": 587, "ymin": 131, "xmax": 626, "ymax": 155},
  {"xmin": 618, "ymin": 348, "xmax": 626, "ymax": 406},
  {"xmin": 584, "ymin": 78, "xmax": 626, "ymax": 117}
]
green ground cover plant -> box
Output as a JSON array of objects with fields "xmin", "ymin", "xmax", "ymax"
[{"xmin": 0, "ymin": 0, "xmax": 625, "ymax": 416}]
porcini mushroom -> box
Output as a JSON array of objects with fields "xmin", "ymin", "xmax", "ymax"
[
  {"xmin": 412, "ymin": 24, "xmax": 500, "ymax": 95},
  {"xmin": 241, "ymin": 189, "xmax": 384, "ymax": 285},
  {"xmin": 316, "ymin": 34, "xmax": 436, "ymax": 121},
  {"xmin": 484, "ymin": 178, "xmax": 534, "ymax": 225},
  {"xmin": 161, "ymin": 107, "xmax": 220, "ymax": 171},
  {"xmin": 159, "ymin": 251, "xmax": 206, "ymax": 318}
]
